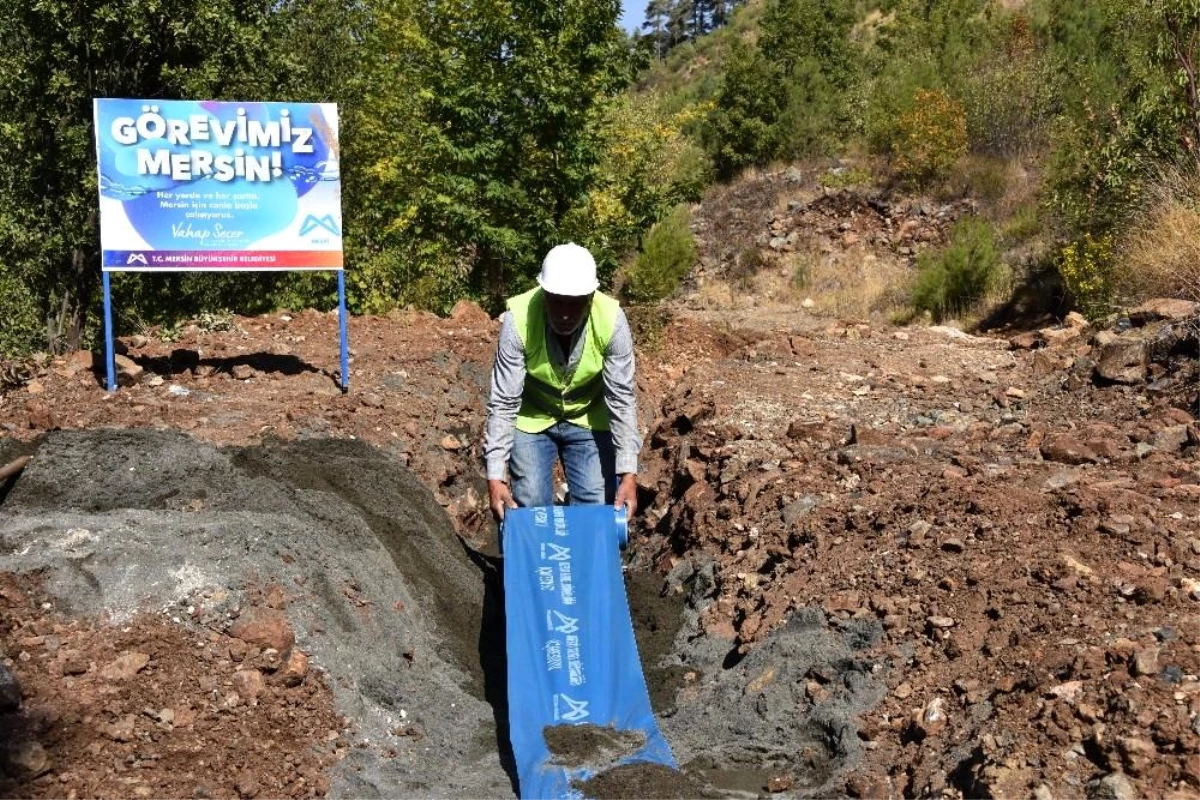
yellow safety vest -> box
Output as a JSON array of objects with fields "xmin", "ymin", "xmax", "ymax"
[{"xmin": 507, "ymin": 287, "xmax": 620, "ymax": 433}]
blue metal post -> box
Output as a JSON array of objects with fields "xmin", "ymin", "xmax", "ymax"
[
  {"xmin": 337, "ymin": 269, "xmax": 349, "ymax": 391},
  {"xmin": 103, "ymin": 271, "xmax": 116, "ymax": 392}
]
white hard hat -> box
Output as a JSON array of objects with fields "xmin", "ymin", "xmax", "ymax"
[{"xmin": 537, "ymin": 243, "xmax": 599, "ymax": 296}]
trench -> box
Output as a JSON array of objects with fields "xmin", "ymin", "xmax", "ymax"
[{"xmin": 0, "ymin": 429, "xmax": 884, "ymax": 798}]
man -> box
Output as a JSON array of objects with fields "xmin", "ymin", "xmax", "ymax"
[{"xmin": 484, "ymin": 242, "xmax": 639, "ymax": 522}]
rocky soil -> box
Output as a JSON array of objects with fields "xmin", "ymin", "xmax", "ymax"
[
  {"xmin": 638, "ymin": 298, "xmax": 1199, "ymax": 800},
  {"xmin": 0, "ymin": 172, "xmax": 1197, "ymax": 798},
  {"xmin": 0, "ymin": 572, "xmax": 342, "ymax": 800}
]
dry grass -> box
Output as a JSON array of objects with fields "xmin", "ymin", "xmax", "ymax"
[
  {"xmin": 941, "ymin": 155, "xmax": 1042, "ymax": 221},
  {"xmin": 1117, "ymin": 162, "xmax": 1200, "ymax": 302},
  {"xmin": 685, "ymin": 242, "xmax": 916, "ymax": 322},
  {"xmin": 777, "ymin": 245, "xmax": 913, "ymax": 319}
]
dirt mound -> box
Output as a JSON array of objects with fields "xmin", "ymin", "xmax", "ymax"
[
  {"xmin": 686, "ymin": 167, "xmax": 974, "ymax": 320},
  {"xmin": 544, "ymin": 724, "xmax": 646, "ymax": 769},
  {"xmin": 575, "ymin": 762, "xmax": 708, "ymax": 799},
  {"xmin": 635, "ymin": 317, "xmax": 1200, "ymax": 798},
  {"xmin": 0, "ymin": 427, "xmax": 871, "ymax": 799},
  {"xmin": 0, "ymin": 307, "xmax": 501, "ymax": 549},
  {"xmin": 0, "ymin": 572, "xmax": 341, "ymax": 799},
  {"xmin": 0, "ymin": 429, "xmax": 512, "ymax": 798}
]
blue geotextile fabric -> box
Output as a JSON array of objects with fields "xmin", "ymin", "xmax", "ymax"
[{"xmin": 502, "ymin": 505, "xmax": 675, "ymax": 799}]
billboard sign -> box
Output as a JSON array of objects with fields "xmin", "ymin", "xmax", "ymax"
[{"xmin": 93, "ymin": 99, "xmax": 341, "ymax": 271}]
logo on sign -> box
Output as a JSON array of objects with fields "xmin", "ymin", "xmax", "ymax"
[
  {"xmin": 126, "ymin": 253, "xmax": 148, "ymax": 266},
  {"xmin": 554, "ymin": 693, "xmax": 590, "ymax": 722},
  {"xmin": 544, "ymin": 639, "xmax": 563, "ymax": 671},
  {"xmin": 541, "ymin": 542, "xmax": 571, "ymax": 562},
  {"xmin": 299, "ymin": 214, "xmax": 341, "ymax": 236},
  {"xmin": 546, "ymin": 610, "xmax": 579, "ymax": 634}
]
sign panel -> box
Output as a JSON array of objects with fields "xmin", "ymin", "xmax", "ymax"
[{"xmin": 93, "ymin": 99, "xmax": 342, "ymax": 271}]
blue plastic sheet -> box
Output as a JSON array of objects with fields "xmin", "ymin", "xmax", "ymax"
[{"xmin": 503, "ymin": 505, "xmax": 675, "ymax": 799}]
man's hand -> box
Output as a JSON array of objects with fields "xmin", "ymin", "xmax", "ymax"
[
  {"xmin": 614, "ymin": 473, "xmax": 638, "ymax": 517},
  {"xmin": 488, "ymin": 479, "xmax": 518, "ymax": 521}
]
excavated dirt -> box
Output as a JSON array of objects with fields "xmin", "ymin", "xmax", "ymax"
[
  {"xmin": 0, "ymin": 573, "xmax": 342, "ymax": 800},
  {"xmin": 1, "ymin": 238, "xmax": 1198, "ymax": 797},
  {"xmin": 0, "ymin": 428, "xmax": 517, "ymax": 798},
  {"xmin": 543, "ymin": 724, "xmax": 646, "ymax": 768},
  {"xmin": 2, "ymin": 297, "xmax": 1200, "ymax": 796},
  {"xmin": 574, "ymin": 762, "xmax": 709, "ymax": 799}
]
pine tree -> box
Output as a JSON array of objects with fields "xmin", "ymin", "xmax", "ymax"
[{"xmin": 643, "ymin": 0, "xmax": 670, "ymax": 59}]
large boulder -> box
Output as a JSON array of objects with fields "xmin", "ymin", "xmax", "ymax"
[
  {"xmin": 1093, "ymin": 331, "xmax": 1147, "ymax": 384},
  {"xmin": 1127, "ymin": 298, "xmax": 1199, "ymax": 325}
]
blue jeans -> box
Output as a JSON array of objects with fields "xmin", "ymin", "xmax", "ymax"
[{"xmin": 510, "ymin": 422, "xmax": 615, "ymax": 507}]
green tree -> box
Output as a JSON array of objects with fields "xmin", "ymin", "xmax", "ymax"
[
  {"xmin": 1043, "ymin": 0, "xmax": 1199, "ymax": 235},
  {"xmin": 412, "ymin": 0, "xmax": 630, "ymax": 306},
  {"xmin": 0, "ymin": 0, "xmax": 306, "ymax": 354},
  {"xmin": 643, "ymin": 0, "xmax": 672, "ymax": 59},
  {"xmin": 300, "ymin": 0, "xmax": 472, "ymax": 315},
  {"xmin": 707, "ymin": 39, "xmax": 783, "ymax": 178},
  {"xmin": 759, "ymin": 0, "xmax": 857, "ymax": 90},
  {"xmin": 707, "ymin": 0, "xmax": 858, "ymax": 174}
]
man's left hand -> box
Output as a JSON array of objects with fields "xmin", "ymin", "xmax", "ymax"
[{"xmin": 614, "ymin": 473, "xmax": 638, "ymax": 517}]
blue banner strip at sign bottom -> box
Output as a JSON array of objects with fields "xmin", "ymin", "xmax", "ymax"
[{"xmin": 503, "ymin": 506, "xmax": 675, "ymax": 799}]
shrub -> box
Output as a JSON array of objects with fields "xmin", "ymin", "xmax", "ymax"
[
  {"xmin": 892, "ymin": 89, "xmax": 968, "ymax": 189},
  {"xmin": 942, "ymin": 155, "xmax": 1009, "ymax": 203},
  {"xmin": 729, "ymin": 246, "xmax": 767, "ymax": 291},
  {"xmin": 0, "ymin": 268, "xmax": 43, "ymax": 358},
  {"xmin": 621, "ymin": 205, "xmax": 697, "ymax": 303},
  {"xmin": 911, "ymin": 217, "xmax": 1001, "ymax": 321},
  {"xmin": 1058, "ymin": 233, "xmax": 1116, "ymax": 319},
  {"xmin": 960, "ymin": 15, "xmax": 1056, "ymax": 157}
]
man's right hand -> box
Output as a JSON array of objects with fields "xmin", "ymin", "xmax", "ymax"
[{"xmin": 488, "ymin": 479, "xmax": 518, "ymax": 521}]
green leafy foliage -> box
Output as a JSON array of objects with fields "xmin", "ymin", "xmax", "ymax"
[
  {"xmin": 0, "ymin": 0, "xmax": 655, "ymax": 355},
  {"xmin": 911, "ymin": 217, "xmax": 1000, "ymax": 321},
  {"xmin": 1058, "ymin": 234, "xmax": 1116, "ymax": 319},
  {"xmin": 0, "ymin": 0, "xmax": 302, "ymax": 355},
  {"xmin": 706, "ymin": 0, "xmax": 859, "ymax": 177},
  {"xmin": 959, "ymin": 14, "xmax": 1057, "ymax": 157},
  {"xmin": 860, "ymin": 0, "xmax": 993, "ymax": 153},
  {"xmin": 892, "ymin": 89, "xmax": 968, "ymax": 188},
  {"xmin": 562, "ymin": 94, "xmax": 711, "ymax": 283},
  {"xmin": 0, "ymin": 268, "xmax": 43, "ymax": 357},
  {"xmin": 621, "ymin": 204, "xmax": 697, "ymax": 303},
  {"xmin": 3, "ymin": 0, "xmax": 1195, "ymax": 357},
  {"xmin": 410, "ymin": 0, "xmax": 631, "ymax": 309}
]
